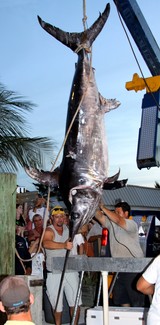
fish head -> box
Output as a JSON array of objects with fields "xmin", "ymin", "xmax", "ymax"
[{"xmin": 69, "ymin": 187, "xmax": 101, "ymax": 238}]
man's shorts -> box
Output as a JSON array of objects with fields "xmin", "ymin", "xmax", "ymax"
[
  {"xmin": 46, "ymin": 272, "xmax": 82, "ymax": 312},
  {"xmin": 112, "ymin": 272, "xmax": 145, "ymax": 307}
]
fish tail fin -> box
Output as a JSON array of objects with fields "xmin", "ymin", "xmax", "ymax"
[{"xmin": 37, "ymin": 3, "xmax": 110, "ymax": 53}]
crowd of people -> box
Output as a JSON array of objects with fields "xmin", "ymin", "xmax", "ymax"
[
  {"xmin": 15, "ymin": 197, "xmax": 101, "ymax": 278},
  {"xmin": 14, "ymin": 195, "xmax": 102, "ymax": 324},
  {"xmin": 6, "ymin": 196, "xmax": 158, "ymax": 324}
]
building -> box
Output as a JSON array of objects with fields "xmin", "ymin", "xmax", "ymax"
[
  {"xmin": 103, "ymin": 184, "xmax": 160, "ymax": 216},
  {"xmin": 102, "ymin": 184, "xmax": 160, "ymax": 257}
]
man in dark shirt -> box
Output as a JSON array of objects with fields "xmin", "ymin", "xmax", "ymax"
[{"xmin": 15, "ymin": 225, "xmax": 32, "ymax": 275}]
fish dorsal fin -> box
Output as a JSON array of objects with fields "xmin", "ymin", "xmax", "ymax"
[
  {"xmin": 105, "ymin": 169, "xmax": 120, "ymax": 183},
  {"xmin": 103, "ymin": 179, "xmax": 128, "ymax": 190},
  {"xmin": 103, "ymin": 169, "xmax": 128, "ymax": 190}
]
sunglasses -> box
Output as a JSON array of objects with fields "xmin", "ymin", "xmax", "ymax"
[{"xmin": 53, "ymin": 208, "xmax": 64, "ymax": 212}]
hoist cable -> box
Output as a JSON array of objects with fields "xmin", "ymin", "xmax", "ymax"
[{"xmin": 82, "ymin": 0, "xmax": 88, "ymax": 31}]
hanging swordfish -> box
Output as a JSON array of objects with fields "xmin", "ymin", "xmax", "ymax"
[{"xmin": 26, "ymin": 3, "xmax": 125, "ymax": 238}]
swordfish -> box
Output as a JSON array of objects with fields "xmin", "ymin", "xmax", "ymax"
[{"xmin": 26, "ymin": 3, "xmax": 124, "ymax": 238}]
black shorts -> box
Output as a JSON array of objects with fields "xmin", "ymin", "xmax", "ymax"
[{"xmin": 112, "ymin": 272, "xmax": 145, "ymax": 307}]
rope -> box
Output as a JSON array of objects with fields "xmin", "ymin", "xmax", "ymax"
[
  {"xmin": 82, "ymin": 0, "xmax": 88, "ymax": 31},
  {"xmin": 15, "ymin": 248, "xmax": 27, "ymax": 273},
  {"xmin": 50, "ymin": 54, "xmax": 92, "ymax": 173},
  {"xmin": 115, "ymin": 4, "xmax": 160, "ymax": 110}
]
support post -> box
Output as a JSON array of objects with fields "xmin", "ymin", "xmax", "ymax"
[
  {"xmin": 102, "ymin": 271, "xmax": 109, "ymax": 325},
  {"xmin": 0, "ymin": 173, "xmax": 16, "ymax": 275}
]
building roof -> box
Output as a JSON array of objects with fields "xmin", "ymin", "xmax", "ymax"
[{"xmin": 102, "ymin": 184, "xmax": 160, "ymax": 211}]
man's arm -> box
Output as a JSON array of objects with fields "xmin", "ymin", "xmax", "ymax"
[
  {"xmin": 95, "ymin": 209, "xmax": 106, "ymax": 226},
  {"xmin": 78, "ymin": 243, "xmax": 84, "ymax": 255},
  {"xmin": 42, "ymin": 228, "xmax": 73, "ymax": 250},
  {"xmin": 28, "ymin": 230, "xmax": 40, "ymax": 243},
  {"xmin": 95, "ymin": 205, "xmax": 126, "ymax": 228},
  {"xmin": 136, "ymin": 276, "xmax": 154, "ymax": 295}
]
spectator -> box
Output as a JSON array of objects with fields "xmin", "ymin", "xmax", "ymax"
[
  {"xmin": 27, "ymin": 214, "xmax": 43, "ymax": 244},
  {"xmin": 15, "ymin": 225, "xmax": 32, "ymax": 275},
  {"xmin": 86, "ymin": 220, "xmax": 102, "ymax": 257},
  {"xmin": 43, "ymin": 205, "xmax": 82, "ymax": 325},
  {"xmin": 28, "ymin": 214, "xmax": 45, "ymax": 279},
  {"xmin": 28, "ymin": 195, "xmax": 49, "ymax": 226},
  {"xmin": 80, "ymin": 224, "xmax": 95, "ymax": 257},
  {"xmin": 0, "ymin": 275, "xmax": 35, "ymax": 324},
  {"xmin": 95, "ymin": 201, "xmax": 144, "ymax": 307},
  {"xmin": 137, "ymin": 255, "xmax": 160, "ymax": 325},
  {"xmin": 16, "ymin": 204, "xmax": 26, "ymax": 237}
]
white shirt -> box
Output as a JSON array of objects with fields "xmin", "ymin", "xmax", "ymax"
[
  {"xmin": 31, "ymin": 253, "xmax": 45, "ymax": 278},
  {"xmin": 28, "ymin": 207, "xmax": 49, "ymax": 229},
  {"xmin": 70, "ymin": 234, "xmax": 84, "ymax": 256},
  {"xmin": 143, "ymin": 255, "xmax": 160, "ymax": 325},
  {"xmin": 86, "ymin": 222, "xmax": 102, "ymax": 240},
  {"xmin": 28, "ymin": 207, "xmax": 46, "ymax": 221}
]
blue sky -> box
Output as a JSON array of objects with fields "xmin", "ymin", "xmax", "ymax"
[{"xmin": 1, "ymin": 0, "xmax": 160, "ymax": 191}]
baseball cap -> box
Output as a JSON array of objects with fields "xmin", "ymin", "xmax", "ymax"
[
  {"xmin": 51, "ymin": 205, "xmax": 65, "ymax": 216},
  {"xmin": 0, "ymin": 276, "xmax": 30, "ymax": 308}
]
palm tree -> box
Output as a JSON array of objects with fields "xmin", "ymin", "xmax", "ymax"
[{"xmin": 0, "ymin": 82, "xmax": 55, "ymax": 172}]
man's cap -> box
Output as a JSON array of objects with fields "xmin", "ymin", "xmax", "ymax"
[
  {"xmin": 0, "ymin": 276, "xmax": 30, "ymax": 308},
  {"xmin": 51, "ymin": 205, "xmax": 65, "ymax": 216}
]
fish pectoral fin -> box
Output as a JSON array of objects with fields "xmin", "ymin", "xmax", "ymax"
[
  {"xmin": 99, "ymin": 93, "xmax": 121, "ymax": 113},
  {"xmin": 103, "ymin": 178, "xmax": 128, "ymax": 190},
  {"xmin": 25, "ymin": 165, "xmax": 59, "ymax": 188}
]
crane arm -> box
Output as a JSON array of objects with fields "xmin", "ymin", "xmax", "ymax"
[{"xmin": 113, "ymin": 0, "xmax": 160, "ymax": 76}]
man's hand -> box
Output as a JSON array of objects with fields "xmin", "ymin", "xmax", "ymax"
[
  {"xmin": 95, "ymin": 209, "xmax": 106, "ymax": 226},
  {"xmin": 64, "ymin": 240, "xmax": 73, "ymax": 250}
]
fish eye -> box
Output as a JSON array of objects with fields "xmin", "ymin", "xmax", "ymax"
[
  {"xmin": 79, "ymin": 178, "xmax": 84, "ymax": 184},
  {"xmin": 71, "ymin": 212, "xmax": 80, "ymax": 221}
]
